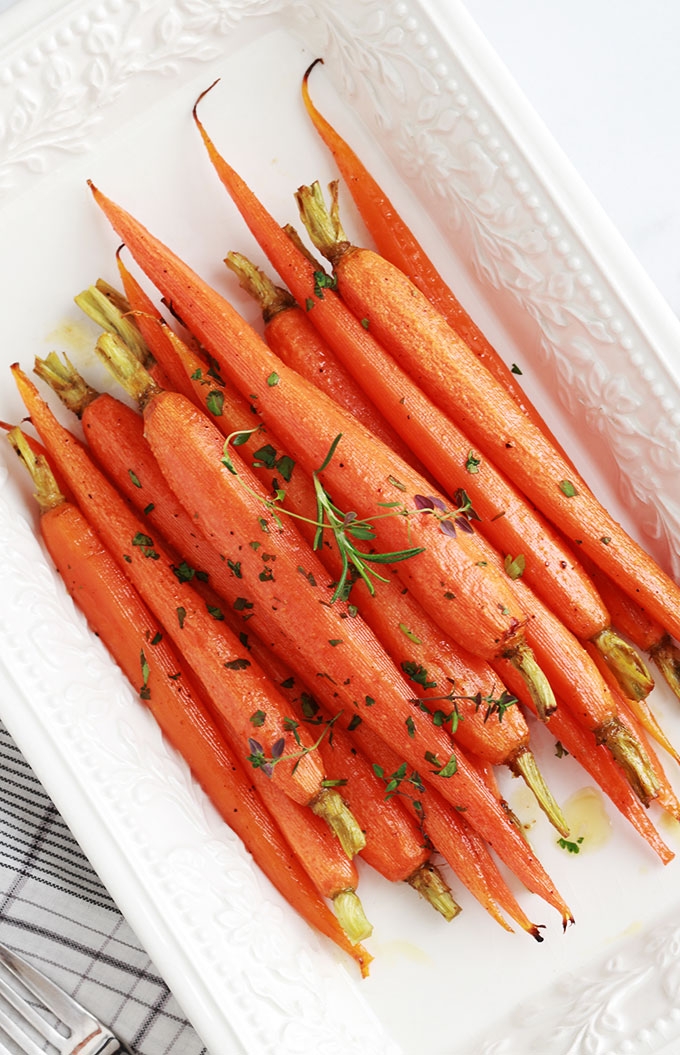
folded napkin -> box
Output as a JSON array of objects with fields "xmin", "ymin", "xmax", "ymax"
[{"xmin": 0, "ymin": 722, "xmax": 207, "ymax": 1054}]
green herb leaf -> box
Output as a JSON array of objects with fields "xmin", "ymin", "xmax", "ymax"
[
  {"xmin": 504, "ymin": 553, "xmax": 526, "ymax": 580},
  {"xmin": 465, "ymin": 451, "xmax": 481, "ymax": 474},
  {"xmin": 557, "ymin": 836, "xmax": 584, "ymax": 854},
  {"xmin": 206, "ymin": 390, "xmax": 224, "ymax": 416},
  {"xmin": 559, "ymin": 479, "xmax": 578, "ymax": 498}
]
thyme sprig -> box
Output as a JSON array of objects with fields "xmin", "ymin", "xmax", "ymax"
[
  {"xmin": 246, "ymin": 711, "xmax": 342, "ymax": 779},
  {"xmin": 411, "ymin": 680, "xmax": 519, "ymax": 725},
  {"xmin": 221, "ymin": 429, "xmax": 426, "ymax": 601}
]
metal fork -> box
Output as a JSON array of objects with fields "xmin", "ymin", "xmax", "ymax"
[{"xmin": 0, "ymin": 940, "xmax": 133, "ymax": 1054}]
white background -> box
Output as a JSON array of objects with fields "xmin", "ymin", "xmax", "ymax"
[{"xmin": 461, "ymin": 0, "xmax": 680, "ymax": 320}]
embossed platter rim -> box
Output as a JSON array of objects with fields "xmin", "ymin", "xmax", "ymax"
[{"xmin": 1, "ymin": 1, "xmax": 680, "ymax": 1053}]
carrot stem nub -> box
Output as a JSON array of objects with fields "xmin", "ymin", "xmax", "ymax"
[
  {"xmin": 6, "ymin": 427, "xmax": 64, "ymax": 512},
  {"xmin": 407, "ymin": 862, "xmax": 462, "ymax": 922},
  {"xmin": 591, "ymin": 626, "xmax": 655, "ymax": 701},
  {"xmin": 332, "ymin": 889, "xmax": 374, "ymax": 945},
  {"xmin": 649, "ymin": 635, "xmax": 680, "ymax": 700},
  {"xmin": 34, "ymin": 352, "xmax": 99, "ymax": 419},
  {"xmin": 504, "ymin": 640, "xmax": 557, "ymax": 721},
  {"xmin": 311, "ymin": 786, "xmax": 367, "ymax": 858},
  {"xmin": 507, "ymin": 747, "xmax": 569, "ymax": 837},
  {"xmin": 595, "ymin": 717, "xmax": 660, "ymax": 806}
]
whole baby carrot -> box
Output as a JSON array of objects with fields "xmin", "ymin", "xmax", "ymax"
[
  {"xmin": 299, "ymin": 60, "xmax": 548, "ymax": 430},
  {"xmin": 7, "ymin": 425, "xmax": 372, "ymax": 975},
  {"xmin": 11, "ymin": 364, "xmax": 365, "ymax": 857}
]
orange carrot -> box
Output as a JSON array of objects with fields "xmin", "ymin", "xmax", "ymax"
[
  {"xmin": 133, "ymin": 385, "xmax": 573, "ymax": 923},
  {"xmin": 496, "ymin": 660, "xmax": 674, "ymax": 865},
  {"xmin": 245, "ymin": 762, "xmax": 373, "ymax": 943},
  {"xmin": 224, "ymin": 249, "xmax": 427, "ymax": 474},
  {"xmin": 6, "ymin": 425, "xmax": 371, "ymax": 974},
  {"xmin": 11, "ymin": 364, "xmax": 366, "ymax": 858},
  {"xmin": 109, "ymin": 258, "xmax": 201, "ymax": 404},
  {"xmin": 584, "ymin": 640, "xmax": 680, "ymax": 769},
  {"xmin": 335, "ymin": 712, "xmax": 545, "ymax": 939},
  {"xmin": 299, "ymin": 61, "xmax": 555, "ymax": 437},
  {"xmin": 292, "ymin": 182, "xmax": 680, "ymax": 642},
  {"xmin": 87, "ymin": 181, "xmax": 561, "ymax": 727},
  {"xmin": 485, "ymin": 552, "xmax": 660, "ymax": 806},
  {"xmin": 299, "ymin": 72, "xmax": 675, "ymax": 700},
  {"xmin": 189, "ymin": 103, "xmax": 654, "ymax": 709},
  {"xmin": 580, "ymin": 554, "xmax": 680, "ymax": 700}
]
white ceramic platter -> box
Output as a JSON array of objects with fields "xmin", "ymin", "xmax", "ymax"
[{"xmin": 2, "ymin": 1, "xmax": 680, "ymax": 1053}]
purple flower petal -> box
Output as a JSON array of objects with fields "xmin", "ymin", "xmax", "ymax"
[{"xmin": 271, "ymin": 737, "xmax": 286, "ymax": 758}]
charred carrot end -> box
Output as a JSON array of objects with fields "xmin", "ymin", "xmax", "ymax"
[
  {"xmin": 590, "ymin": 626, "xmax": 655, "ymax": 701},
  {"xmin": 407, "ymin": 863, "xmax": 461, "ymax": 923},
  {"xmin": 310, "ymin": 786, "xmax": 367, "ymax": 858}
]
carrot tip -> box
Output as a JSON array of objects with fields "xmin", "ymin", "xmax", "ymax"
[
  {"xmin": 303, "ymin": 57, "xmax": 324, "ymax": 84},
  {"xmin": 193, "ymin": 78, "xmax": 220, "ymax": 119}
]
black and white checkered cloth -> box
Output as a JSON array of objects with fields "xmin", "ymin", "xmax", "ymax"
[{"xmin": 0, "ymin": 723, "xmax": 207, "ymax": 1054}]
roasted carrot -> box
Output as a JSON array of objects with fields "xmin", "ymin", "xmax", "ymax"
[
  {"xmin": 224, "ymin": 250, "xmax": 426, "ymax": 473},
  {"xmin": 6, "ymin": 424, "xmax": 371, "ymax": 974},
  {"xmin": 293, "ymin": 182, "xmax": 680, "ymax": 644},
  {"xmin": 129, "ymin": 383, "xmax": 573, "ymax": 923},
  {"xmin": 87, "ymin": 181, "xmax": 561, "ymax": 727},
  {"xmin": 299, "ymin": 60, "xmax": 550, "ymax": 429},
  {"xmin": 245, "ymin": 762, "xmax": 373, "ymax": 944},
  {"xmin": 299, "ymin": 73, "xmax": 674, "ymax": 702},
  {"xmin": 335, "ymin": 712, "xmax": 545, "ymax": 939},
  {"xmin": 110, "ymin": 254, "xmax": 209, "ymax": 404},
  {"xmin": 483, "ymin": 550, "xmax": 660, "ymax": 806},
  {"xmin": 579, "ymin": 553, "xmax": 680, "ymax": 700},
  {"xmin": 584, "ymin": 640, "xmax": 680, "ymax": 768},
  {"xmin": 83, "ymin": 310, "xmax": 572, "ymax": 916},
  {"xmin": 226, "ymin": 634, "xmax": 461, "ymax": 919},
  {"xmin": 496, "ymin": 659, "xmax": 674, "ymax": 865},
  {"xmin": 11, "ymin": 364, "xmax": 365, "ymax": 857},
  {"xmin": 188, "ymin": 101, "xmax": 653, "ymax": 705}
]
